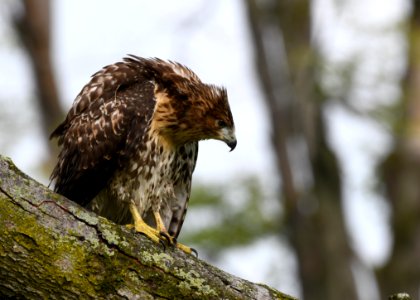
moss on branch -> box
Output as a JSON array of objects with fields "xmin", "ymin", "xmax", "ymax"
[{"xmin": 0, "ymin": 155, "xmax": 296, "ymax": 299}]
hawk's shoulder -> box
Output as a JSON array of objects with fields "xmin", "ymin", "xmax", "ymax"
[{"xmin": 50, "ymin": 58, "xmax": 159, "ymax": 206}]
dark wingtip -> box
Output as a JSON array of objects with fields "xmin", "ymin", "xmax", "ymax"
[{"xmin": 50, "ymin": 125, "xmax": 63, "ymax": 140}]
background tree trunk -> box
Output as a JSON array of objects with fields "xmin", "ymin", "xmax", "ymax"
[
  {"xmin": 377, "ymin": 2, "xmax": 420, "ymax": 298},
  {"xmin": 0, "ymin": 155, "xmax": 295, "ymax": 300},
  {"xmin": 13, "ymin": 0, "xmax": 63, "ymax": 151},
  {"xmin": 244, "ymin": 1, "xmax": 358, "ymax": 299}
]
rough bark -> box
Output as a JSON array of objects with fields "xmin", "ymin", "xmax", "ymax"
[{"xmin": 0, "ymin": 155, "xmax": 295, "ymax": 300}]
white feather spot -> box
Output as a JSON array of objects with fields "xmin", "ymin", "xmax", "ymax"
[{"xmin": 130, "ymin": 163, "xmax": 138, "ymax": 172}]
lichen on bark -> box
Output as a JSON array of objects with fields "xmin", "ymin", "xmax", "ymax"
[{"xmin": 0, "ymin": 155, "xmax": 296, "ymax": 300}]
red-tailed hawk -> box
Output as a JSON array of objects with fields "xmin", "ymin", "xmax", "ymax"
[{"xmin": 50, "ymin": 55, "xmax": 236, "ymax": 253}]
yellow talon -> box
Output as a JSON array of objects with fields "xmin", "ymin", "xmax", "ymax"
[
  {"xmin": 128, "ymin": 203, "xmax": 196, "ymax": 255},
  {"xmin": 176, "ymin": 242, "xmax": 195, "ymax": 255},
  {"xmin": 127, "ymin": 203, "xmax": 161, "ymax": 243},
  {"xmin": 152, "ymin": 211, "xmax": 196, "ymax": 255}
]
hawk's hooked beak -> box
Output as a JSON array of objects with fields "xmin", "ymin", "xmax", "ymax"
[
  {"xmin": 227, "ymin": 139, "xmax": 237, "ymax": 152},
  {"xmin": 219, "ymin": 127, "xmax": 237, "ymax": 152}
]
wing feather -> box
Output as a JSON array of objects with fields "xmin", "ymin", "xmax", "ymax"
[{"xmin": 50, "ymin": 60, "xmax": 156, "ymax": 206}]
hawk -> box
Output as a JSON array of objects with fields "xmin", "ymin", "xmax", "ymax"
[{"xmin": 50, "ymin": 55, "xmax": 236, "ymax": 253}]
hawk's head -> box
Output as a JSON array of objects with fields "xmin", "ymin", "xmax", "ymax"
[{"xmin": 132, "ymin": 56, "xmax": 236, "ymax": 151}]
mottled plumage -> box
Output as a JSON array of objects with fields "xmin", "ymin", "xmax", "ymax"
[{"xmin": 50, "ymin": 55, "xmax": 236, "ymax": 246}]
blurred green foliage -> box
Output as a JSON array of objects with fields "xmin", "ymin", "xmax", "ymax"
[{"xmin": 180, "ymin": 177, "xmax": 282, "ymax": 256}]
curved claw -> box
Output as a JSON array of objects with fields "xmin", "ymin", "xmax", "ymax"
[
  {"xmin": 190, "ymin": 247, "xmax": 198, "ymax": 257},
  {"xmin": 175, "ymin": 241, "xmax": 197, "ymax": 255},
  {"xmin": 159, "ymin": 231, "xmax": 196, "ymax": 256},
  {"xmin": 159, "ymin": 231, "xmax": 173, "ymax": 245},
  {"xmin": 159, "ymin": 238, "xmax": 167, "ymax": 250}
]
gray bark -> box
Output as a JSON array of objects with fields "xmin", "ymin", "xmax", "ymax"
[{"xmin": 0, "ymin": 155, "xmax": 295, "ymax": 300}]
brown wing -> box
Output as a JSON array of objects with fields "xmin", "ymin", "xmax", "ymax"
[{"xmin": 50, "ymin": 60, "xmax": 156, "ymax": 206}]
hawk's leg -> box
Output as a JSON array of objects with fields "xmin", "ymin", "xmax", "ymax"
[
  {"xmin": 153, "ymin": 211, "xmax": 194, "ymax": 255},
  {"xmin": 127, "ymin": 203, "xmax": 161, "ymax": 244}
]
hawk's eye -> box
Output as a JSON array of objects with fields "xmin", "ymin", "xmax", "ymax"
[{"xmin": 216, "ymin": 120, "xmax": 227, "ymax": 128}]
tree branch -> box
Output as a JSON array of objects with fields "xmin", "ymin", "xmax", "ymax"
[{"xmin": 0, "ymin": 155, "xmax": 295, "ymax": 300}]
